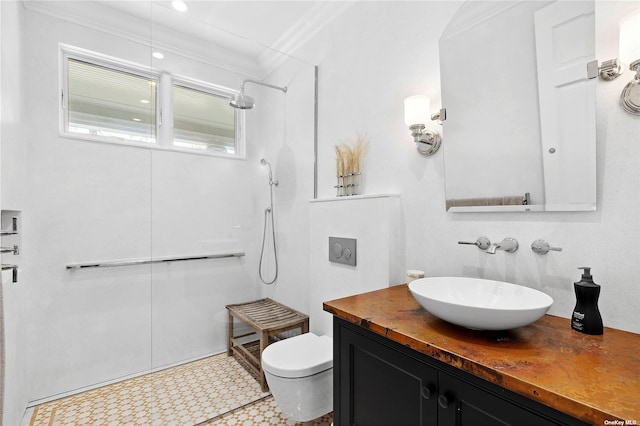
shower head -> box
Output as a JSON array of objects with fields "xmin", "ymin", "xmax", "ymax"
[
  {"xmin": 229, "ymin": 79, "xmax": 287, "ymax": 110},
  {"xmin": 230, "ymin": 91, "xmax": 255, "ymax": 110},
  {"xmin": 260, "ymin": 158, "xmax": 269, "ymax": 167}
]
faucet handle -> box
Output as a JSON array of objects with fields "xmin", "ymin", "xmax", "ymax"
[
  {"xmin": 531, "ymin": 239, "xmax": 562, "ymax": 255},
  {"xmin": 458, "ymin": 237, "xmax": 491, "ymax": 250}
]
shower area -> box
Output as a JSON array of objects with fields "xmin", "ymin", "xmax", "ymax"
[{"xmin": 0, "ymin": 1, "xmax": 316, "ymax": 425}]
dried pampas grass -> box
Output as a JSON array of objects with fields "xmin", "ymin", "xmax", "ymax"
[
  {"xmin": 334, "ymin": 133, "xmax": 368, "ymax": 177},
  {"xmin": 334, "ymin": 133, "xmax": 368, "ymax": 196}
]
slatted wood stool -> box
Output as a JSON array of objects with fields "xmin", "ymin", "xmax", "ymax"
[{"xmin": 226, "ymin": 298, "xmax": 309, "ymax": 392}]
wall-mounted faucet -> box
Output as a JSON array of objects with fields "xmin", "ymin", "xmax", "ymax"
[{"xmin": 486, "ymin": 237, "xmax": 519, "ymax": 254}]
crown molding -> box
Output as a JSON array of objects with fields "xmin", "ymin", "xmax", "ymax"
[
  {"xmin": 441, "ymin": 1, "xmax": 552, "ymax": 41},
  {"xmin": 21, "ymin": 0, "xmax": 269, "ymax": 79},
  {"xmin": 257, "ymin": 1, "xmax": 354, "ymax": 72}
]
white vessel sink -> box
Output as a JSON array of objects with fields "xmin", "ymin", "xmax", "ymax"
[{"xmin": 408, "ymin": 277, "xmax": 553, "ymax": 330}]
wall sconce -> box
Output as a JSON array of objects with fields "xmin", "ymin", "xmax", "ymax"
[
  {"xmin": 619, "ymin": 10, "xmax": 640, "ymax": 115},
  {"xmin": 403, "ymin": 95, "xmax": 445, "ymax": 156}
]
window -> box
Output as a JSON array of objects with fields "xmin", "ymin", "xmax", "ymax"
[
  {"xmin": 60, "ymin": 45, "xmax": 244, "ymax": 158},
  {"xmin": 172, "ymin": 83, "xmax": 238, "ymax": 155},
  {"xmin": 62, "ymin": 47, "xmax": 158, "ymax": 144},
  {"xmin": 68, "ymin": 59, "xmax": 157, "ymax": 143}
]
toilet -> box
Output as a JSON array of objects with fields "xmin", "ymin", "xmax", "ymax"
[{"xmin": 261, "ymin": 332, "xmax": 333, "ymax": 422}]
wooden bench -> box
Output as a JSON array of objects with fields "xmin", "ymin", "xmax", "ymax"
[{"xmin": 226, "ymin": 298, "xmax": 309, "ymax": 392}]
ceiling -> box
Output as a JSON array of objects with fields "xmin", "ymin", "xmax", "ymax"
[
  {"xmin": 24, "ymin": 0, "xmax": 352, "ymax": 75},
  {"xmin": 141, "ymin": 1, "xmax": 328, "ymax": 50}
]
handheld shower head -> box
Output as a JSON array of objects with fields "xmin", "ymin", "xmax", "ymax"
[{"xmin": 260, "ymin": 158, "xmax": 278, "ymax": 187}]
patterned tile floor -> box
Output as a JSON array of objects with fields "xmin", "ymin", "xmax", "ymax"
[
  {"xmin": 203, "ymin": 397, "xmax": 333, "ymax": 425},
  {"xmin": 28, "ymin": 353, "xmax": 332, "ymax": 426}
]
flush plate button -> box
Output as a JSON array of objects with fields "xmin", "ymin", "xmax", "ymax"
[
  {"xmin": 332, "ymin": 242, "xmax": 344, "ymax": 258},
  {"xmin": 329, "ymin": 237, "xmax": 356, "ymax": 266}
]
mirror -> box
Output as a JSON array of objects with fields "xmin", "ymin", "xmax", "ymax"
[{"xmin": 440, "ymin": 1, "xmax": 597, "ymax": 212}]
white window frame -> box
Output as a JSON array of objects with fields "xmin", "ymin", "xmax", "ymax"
[
  {"xmin": 59, "ymin": 44, "xmax": 245, "ymax": 159},
  {"xmin": 59, "ymin": 44, "xmax": 161, "ymax": 148}
]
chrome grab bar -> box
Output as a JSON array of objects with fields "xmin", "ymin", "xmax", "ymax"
[{"xmin": 66, "ymin": 251, "xmax": 245, "ymax": 270}]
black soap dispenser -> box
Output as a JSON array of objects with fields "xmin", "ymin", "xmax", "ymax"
[{"xmin": 571, "ymin": 267, "xmax": 603, "ymax": 335}]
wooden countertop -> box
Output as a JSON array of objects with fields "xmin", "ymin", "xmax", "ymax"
[{"xmin": 323, "ymin": 284, "xmax": 639, "ymax": 425}]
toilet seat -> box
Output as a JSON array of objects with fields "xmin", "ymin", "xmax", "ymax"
[{"xmin": 262, "ymin": 333, "xmax": 332, "ymax": 378}]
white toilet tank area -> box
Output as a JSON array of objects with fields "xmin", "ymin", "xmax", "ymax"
[{"xmin": 308, "ymin": 194, "xmax": 403, "ymax": 337}]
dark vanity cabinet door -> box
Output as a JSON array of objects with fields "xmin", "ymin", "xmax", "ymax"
[
  {"xmin": 336, "ymin": 323, "xmax": 438, "ymax": 426},
  {"xmin": 334, "ymin": 318, "xmax": 587, "ymax": 426},
  {"xmin": 437, "ymin": 372, "xmax": 558, "ymax": 426}
]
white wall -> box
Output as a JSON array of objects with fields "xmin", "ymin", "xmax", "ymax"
[
  {"xmin": 296, "ymin": 1, "xmax": 640, "ymax": 334},
  {"xmin": 0, "ymin": 2, "xmax": 30, "ymax": 425},
  {"xmin": 309, "ymin": 195, "xmax": 403, "ymax": 337},
  {"xmin": 257, "ymin": 58, "xmax": 316, "ymax": 316}
]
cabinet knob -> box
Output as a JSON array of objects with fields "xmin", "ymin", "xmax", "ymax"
[
  {"xmin": 421, "ymin": 384, "xmax": 436, "ymax": 399},
  {"xmin": 438, "ymin": 393, "xmax": 454, "ymax": 409}
]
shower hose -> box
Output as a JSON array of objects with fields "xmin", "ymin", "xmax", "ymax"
[{"xmin": 258, "ymin": 183, "xmax": 278, "ymax": 285}]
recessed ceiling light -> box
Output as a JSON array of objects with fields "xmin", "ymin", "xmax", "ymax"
[
  {"xmin": 140, "ymin": 99, "xmax": 150, "ymax": 104},
  {"xmin": 152, "ymin": 51, "xmax": 164, "ymax": 59},
  {"xmin": 171, "ymin": 0, "xmax": 188, "ymax": 12},
  {"xmin": 133, "ymin": 118, "xmax": 142, "ymax": 122}
]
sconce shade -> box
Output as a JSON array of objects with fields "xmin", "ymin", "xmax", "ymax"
[
  {"xmin": 404, "ymin": 95, "xmax": 430, "ymax": 126},
  {"xmin": 619, "ymin": 10, "xmax": 640, "ymax": 67}
]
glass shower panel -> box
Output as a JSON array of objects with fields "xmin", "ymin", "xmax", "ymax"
[
  {"xmin": 149, "ymin": 9, "xmax": 259, "ymax": 425},
  {"xmin": 0, "ymin": 1, "xmax": 155, "ymax": 424},
  {"xmin": 149, "ymin": 2, "xmax": 316, "ymax": 423},
  {"xmin": 2, "ymin": 1, "xmax": 318, "ymax": 424}
]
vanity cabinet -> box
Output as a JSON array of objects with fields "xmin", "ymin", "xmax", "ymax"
[{"xmin": 334, "ymin": 318, "xmax": 587, "ymax": 426}]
